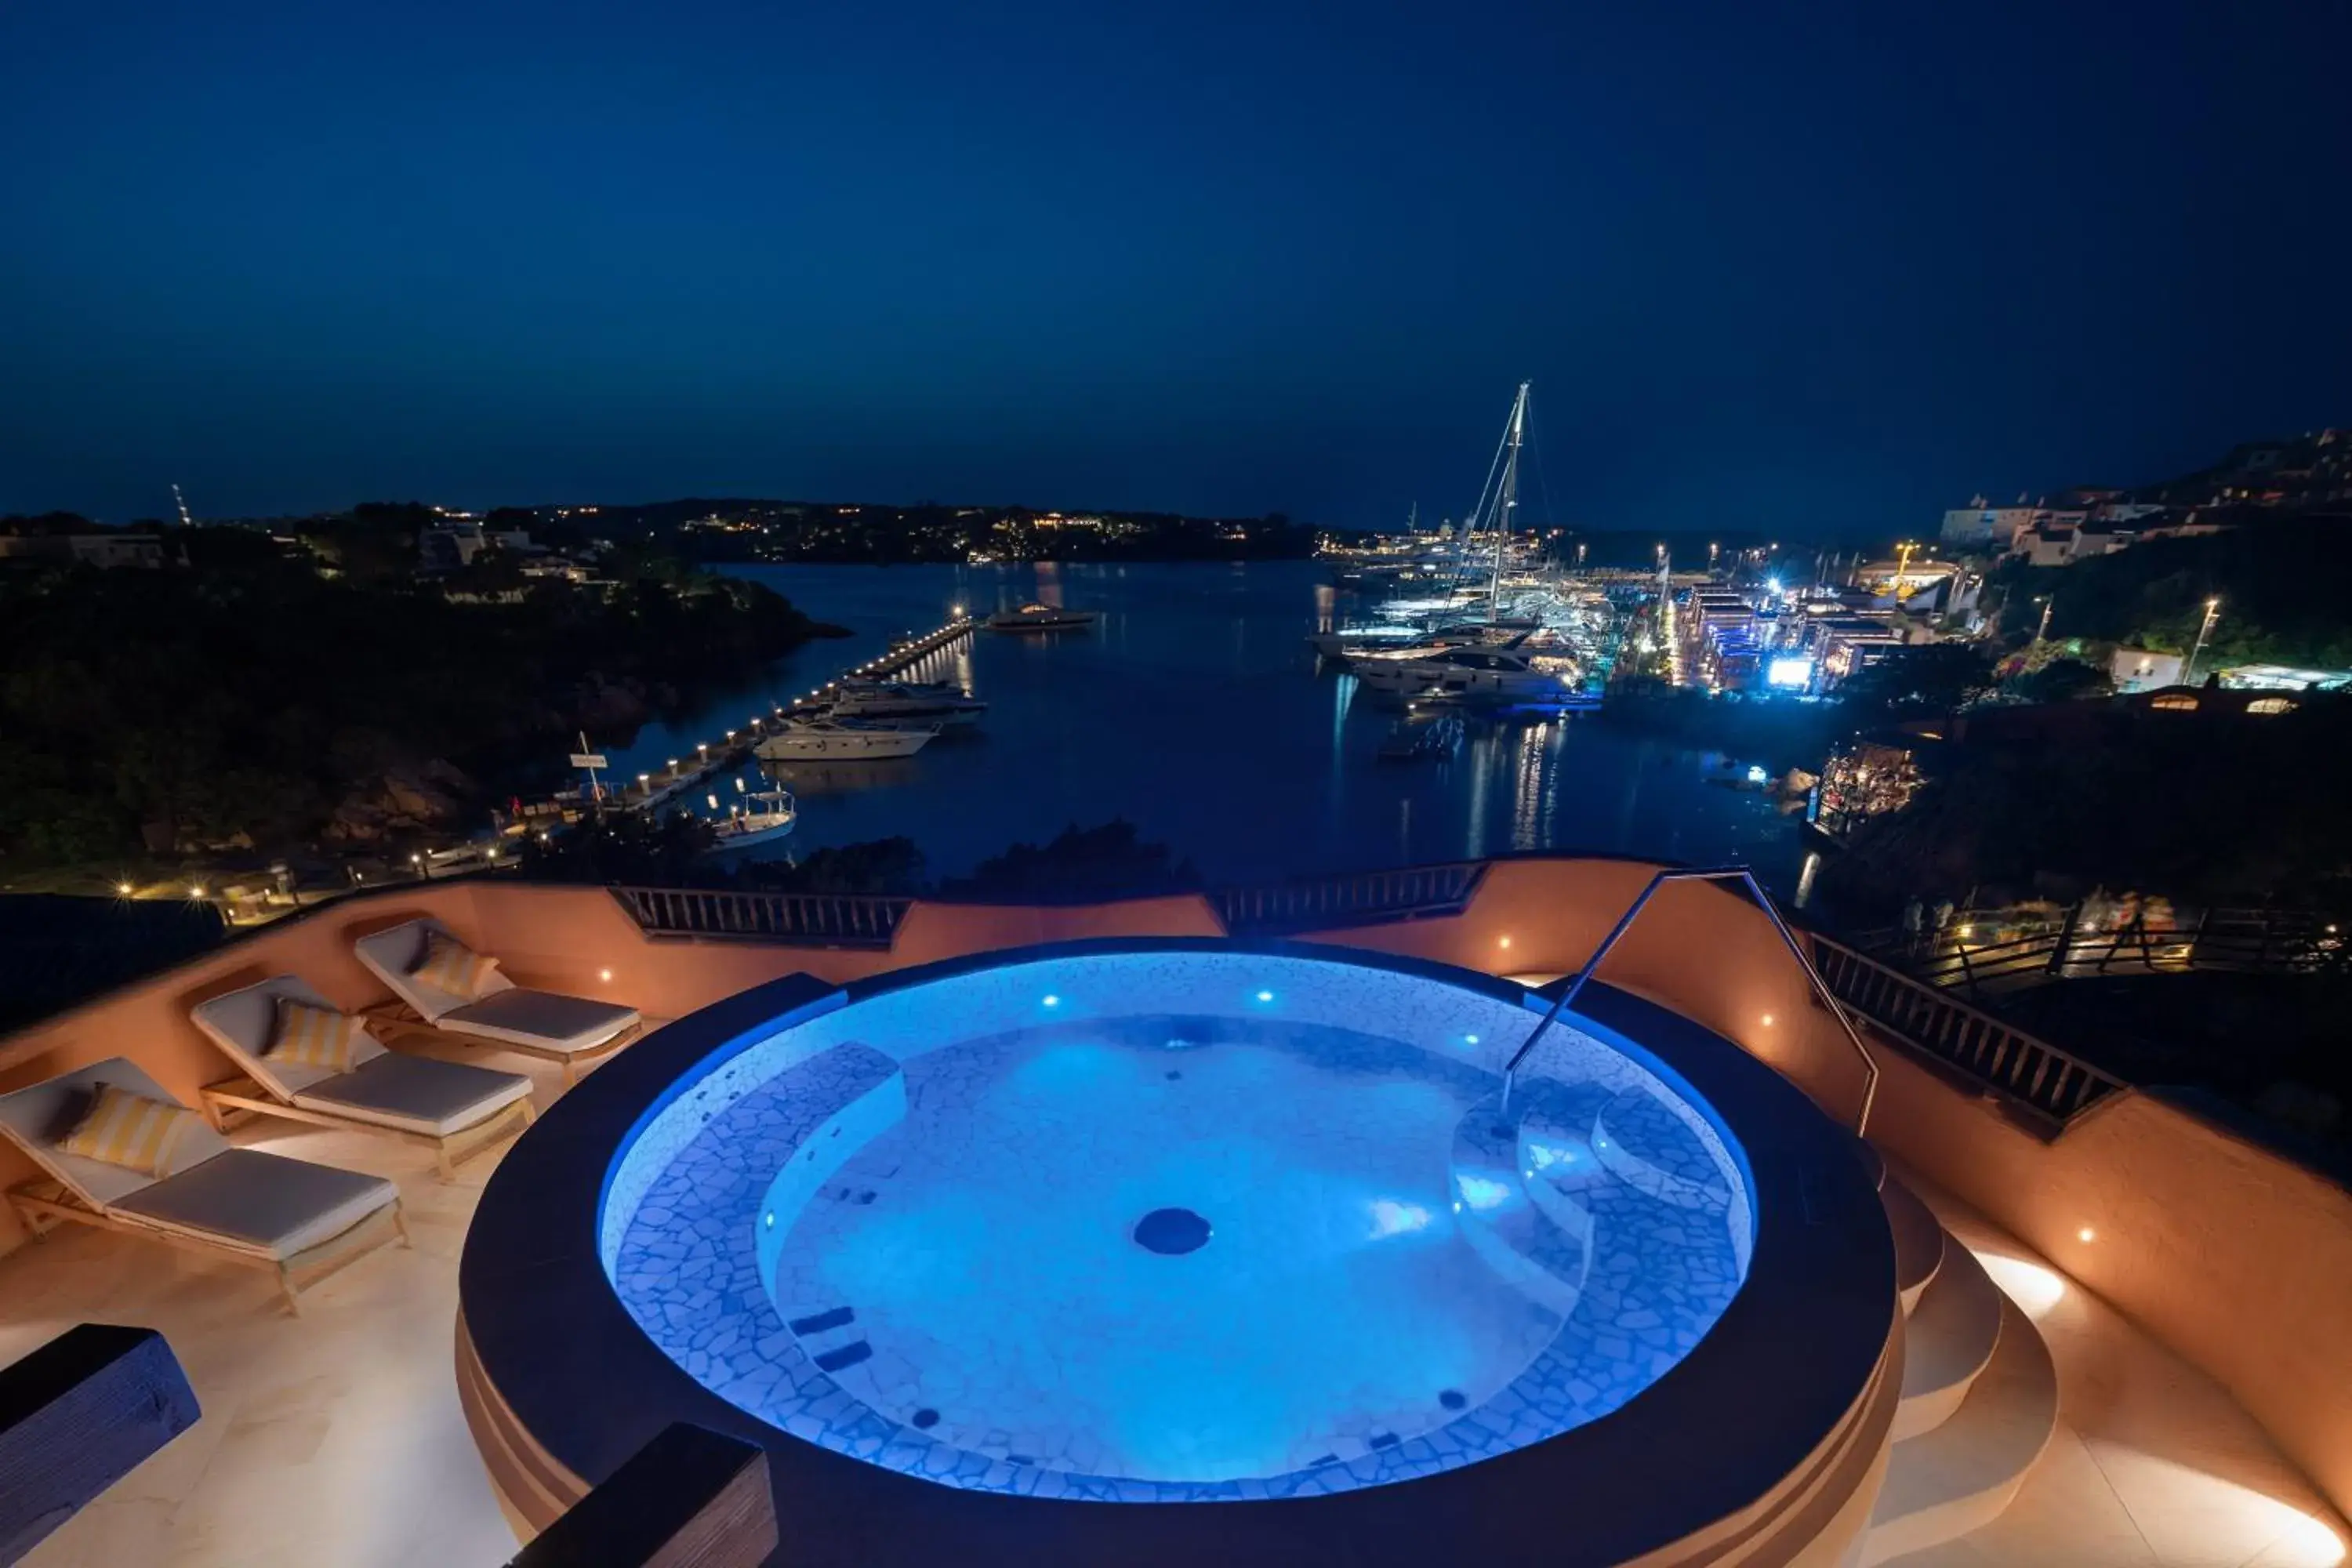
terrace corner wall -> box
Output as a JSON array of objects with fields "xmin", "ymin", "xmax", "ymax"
[{"xmin": 1303, "ymin": 856, "xmax": 2352, "ymax": 1530}]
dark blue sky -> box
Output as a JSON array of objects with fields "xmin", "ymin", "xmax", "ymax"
[{"xmin": 4, "ymin": 2, "xmax": 2346, "ymax": 535}]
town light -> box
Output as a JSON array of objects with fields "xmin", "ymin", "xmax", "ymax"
[{"xmin": 116, "ymin": 881, "xmax": 134, "ymax": 896}]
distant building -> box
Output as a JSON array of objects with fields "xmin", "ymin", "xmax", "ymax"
[
  {"xmin": 0, "ymin": 531, "xmax": 169, "ymax": 568},
  {"xmin": 2110, "ymin": 648, "xmax": 2183, "ymax": 693},
  {"xmin": 419, "ymin": 523, "xmax": 488, "ymax": 572},
  {"xmin": 1938, "ymin": 500, "xmax": 2041, "ymax": 548}
]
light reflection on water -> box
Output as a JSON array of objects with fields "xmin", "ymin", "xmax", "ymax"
[{"xmin": 598, "ymin": 561, "xmax": 1806, "ymax": 888}]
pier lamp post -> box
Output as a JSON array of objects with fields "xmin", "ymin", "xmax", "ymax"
[
  {"xmin": 698, "ymin": 742, "xmax": 709, "ymax": 760},
  {"xmin": 2183, "ymin": 597, "xmax": 2221, "ymax": 686}
]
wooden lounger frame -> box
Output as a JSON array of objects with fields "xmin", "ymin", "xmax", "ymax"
[
  {"xmin": 5, "ymin": 1178, "xmax": 410, "ymax": 1315},
  {"xmin": 359, "ymin": 1000, "xmax": 642, "ymax": 1087},
  {"xmin": 196, "ymin": 1075, "xmax": 536, "ymax": 1181}
]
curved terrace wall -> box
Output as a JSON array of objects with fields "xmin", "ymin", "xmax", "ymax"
[{"xmin": 2, "ymin": 858, "xmax": 2349, "ymax": 1528}]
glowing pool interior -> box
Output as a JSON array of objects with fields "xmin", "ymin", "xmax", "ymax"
[{"xmin": 601, "ymin": 949, "xmax": 1756, "ymax": 1502}]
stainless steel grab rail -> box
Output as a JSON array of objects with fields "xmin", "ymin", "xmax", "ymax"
[{"xmin": 1501, "ymin": 866, "xmax": 1880, "ymax": 1137}]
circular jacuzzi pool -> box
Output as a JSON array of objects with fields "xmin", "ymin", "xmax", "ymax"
[
  {"xmin": 598, "ymin": 949, "xmax": 1754, "ymax": 1501},
  {"xmin": 460, "ymin": 937, "xmax": 1898, "ymax": 1567}
]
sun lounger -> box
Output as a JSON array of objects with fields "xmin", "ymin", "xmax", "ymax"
[
  {"xmin": 190, "ymin": 975, "xmax": 536, "ymax": 1180},
  {"xmin": 352, "ymin": 918, "xmax": 642, "ymax": 1085},
  {"xmin": 0, "ymin": 1059, "xmax": 406, "ymax": 1313}
]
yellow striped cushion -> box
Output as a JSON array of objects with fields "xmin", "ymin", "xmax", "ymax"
[
  {"xmin": 267, "ymin": 999, "xmax": 365, "ymax": 1071},
  {"xmin": 59, "ymin": 1083, "xmax": 202, "ymax": 1177},
  {"xmin": 414, "ymin": 931, "xmax": 499, "ymax": 1000}
]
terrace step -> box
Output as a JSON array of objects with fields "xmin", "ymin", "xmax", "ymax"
[
  {"xmin": 1879, "ymin": 1171, "xmax": 1947, "ymax": 1316},
  {"xmin": 1890, "ymin": 1232, "xmax": 2003, "ymax": 1440},
  {"xmin": 1862, "ymin": 1292, "xmax": 2059, "ymax": 1565}
]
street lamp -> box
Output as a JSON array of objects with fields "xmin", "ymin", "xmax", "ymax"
[
  {"xmin": 2183, "ymin": 597, "xmax": 2221, "ymax": 686},
  {"xmin": 2033, "ymin": 595, "xmax": 2053, "ymax": 646}
]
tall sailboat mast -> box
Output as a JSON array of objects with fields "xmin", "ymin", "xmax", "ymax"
[{"xmin": 1490, "ymin": 381, "xmax": 1529, "ymax": 622}]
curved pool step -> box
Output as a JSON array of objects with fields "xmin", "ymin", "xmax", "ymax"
[
  {"xmin": 1450, "ymin": 1102, "xmax": 1589, "ymax": 1316},
  {"xmin": 1880, "ymin": 1171, "xmax": 1947, "ymax": 1316},
  {"xmin": 1891, "ymin": 1230, "xmax": 2003, "ymax": 1440},
  {"xmin": 1863, "ymin": 1291, "xmax": 2058, "ymax": 1565},
  {"xmin": 1590, "ymin": 1090, "xmax": 1736, "ymax": 1216}
]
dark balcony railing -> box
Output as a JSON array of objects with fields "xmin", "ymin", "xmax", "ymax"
[
  {"xmin": 1211, "ymin": 861, "xmax": 1489, "ymax": 937},
  {"xmin": 1810, "ymin": 935, "xmax": 2129, "ymax": 1127},
  {"xmin": 611, "ymin": 887, "xmax": 910, "ymax": 948},
  {"xmin": 1842, "ymin": 904, "xmax": 2347, "ymax": 997}
]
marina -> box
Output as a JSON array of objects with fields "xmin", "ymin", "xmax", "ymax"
[{"xmin": 593, "ymin": 560, "xmax": 1806, "ymax": 889}]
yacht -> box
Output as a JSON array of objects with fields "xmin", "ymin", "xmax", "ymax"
[
  {"xmin": 825, "ymin": 681, "xmax": 987, "ymax": 727},
  {"xmin": 705, "ymin": 788, "xmax": 797, "ymax": 852},
  {"xmin": 986, "ymin": 603, "xmax": 1099, "ymax": 633},
  {"xmin": 754, "ymin": 719, "xmax": 940, "ymax": 760},
  {"xmin": 1352, "ymin": 643, "xmax": 1579, "ymax": 702}
]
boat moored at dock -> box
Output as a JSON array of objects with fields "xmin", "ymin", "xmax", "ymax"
[{"xmin": 755, "ymin": 719, "xmax": 942, "ymax": 760}]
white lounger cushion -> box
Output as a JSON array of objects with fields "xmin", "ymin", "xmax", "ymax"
[
  {"xmin": 292, "ymin": 1053, "xmax": 533, "ymax": 1137},
  {"xmin": 437, "ymin": 989, "xmax": 641, "ymax": 1056},
  {"xmin": 111, "ymin": 1149, "xmax": 397, "ymax": 1260},
  {"xmin": 0, "ymin": 1058, "xmax": 233, "ymax": 1208},
  {"xmin": 191, "ymin": 975, "xmax": 389, "ymax": 1101},
  {"xmin": 353, "ymin": 919, "xmax": 514, "ymax": 1023}
]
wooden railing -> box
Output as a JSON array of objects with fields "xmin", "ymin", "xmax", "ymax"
[
  {"xmin": 1213, "ymin": 861, "xmax": 1488, "ymax": 937},
  {"xmin": 1811, "ymin": 935, "xmax": 2130, "ymax": 1127},
  {"xmin": 611, "ymin": 887, "xmax": 911, "ymax": 948}
]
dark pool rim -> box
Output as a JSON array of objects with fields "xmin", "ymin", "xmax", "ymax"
[{"xmin": 461, "ymin": 936, "xmax": 1896, "ymax": 1568}]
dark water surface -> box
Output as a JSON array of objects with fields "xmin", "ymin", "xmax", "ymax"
[{"xmin": 596, "ymin": 561, "xmax": 1809, "ymax": 891}]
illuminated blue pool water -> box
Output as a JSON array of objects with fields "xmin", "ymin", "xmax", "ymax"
[{"xmin": 601, "ymin": 949, "xmax": 1755, "ymax": 1501}]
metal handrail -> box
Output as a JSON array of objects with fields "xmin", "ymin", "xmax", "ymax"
[
  {"xmin": 1501, "ymin": 866, "xmax": 1880, "ymax": 1137},
  {"xmin": 1809, "ymin": 935, "xmax": 2130, "ymax": 1124}
]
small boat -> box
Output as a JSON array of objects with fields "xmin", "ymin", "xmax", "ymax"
[
  {"xmin": 1377, "ymin": 711, "xmax": 1465, "ymax": 761},
  {"xmin": 706, "ymin": 786, "xmax": 797, "ymax": 851},
  {"xmin": 825, "ymin": 681, "xmax": 988, "ymax": 727},
  {"xmin": 754, "ymin": 719, "xmax": 940, "ymax": 760},
  {"xmin": 986, "ymin": 603, "xmax": 1100, "ymax": 633}
]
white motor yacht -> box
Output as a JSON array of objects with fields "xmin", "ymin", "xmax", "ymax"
[
  {"xmin": 985, "ymin": 603, "xmax": 1100, "ymax": 633},
  {"xmin": 754, "ymin": 719, "xmax": 940, "ymax": 760},
  {"xmin": 1351, "ymin": 643, "xmax": 1579, "ymax": 702},
  {"xmin": 825, "ymin": 681, "xmax": 987, "ymax": 727}
]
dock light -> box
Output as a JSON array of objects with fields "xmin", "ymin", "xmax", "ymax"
[
  {"xmin": 538, "ymin": 831, "xmax": 550, "ymax": 843},
  {"xmin": 411, "ymin": 853, "xmax": 423, "ymax": 865},
  {"xmin": 698, "ymin": 742, "xmax": 709, "ymax": 756},
  {"xmin": 116, "ymin": 881, "xmax": 133, "ymax": 896},
  {"xmin": 2078, "ymin": 1226, "xmax": 2096, "ymax": 1243},
  {"xmin": 599, "ymin": 967, "xmax": 614, "ymax": 982},
  {"xmin": 188, "ymin": 883, "xmax": 205, "ymax": 898},
  {"xmin": 1042, "ymin": 994, "xmax": 1061, "ymax": 1007},
  {"xmin": 724, "ymin": 731, "xmax": 735, "ymax": 742},
  {"xmin": 667, "ymin": 758, "xmax": 678, "ymax": 770},
  {"xmin": 637, "ymin": 773, "xmax": 650, "ymax": 786}
]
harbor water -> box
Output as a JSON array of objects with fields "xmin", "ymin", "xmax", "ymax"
[{"xmin": 596, "ymin": 561, "xmax": 1809, "ymax": 891}]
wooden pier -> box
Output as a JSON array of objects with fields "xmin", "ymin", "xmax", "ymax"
[{"xmin": 591, "ymin": 614, "xmax": 979, "ymax": 815}]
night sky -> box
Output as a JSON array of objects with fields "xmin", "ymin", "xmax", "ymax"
[{"xmin": 4, "ymin": 1, "xmax": 2346, "ymax": 535}]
